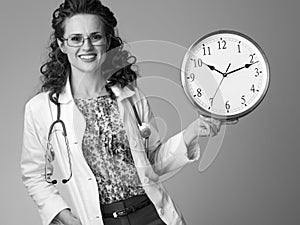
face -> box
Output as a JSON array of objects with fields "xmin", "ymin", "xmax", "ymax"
[{"xmin": 57, "ymin": 14, "xmax": 109, "ymax": 75}]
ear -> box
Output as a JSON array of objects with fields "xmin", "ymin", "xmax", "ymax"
[{"xmin": 57, "ymin": 38, "xmax": 67, "ymax": 54}]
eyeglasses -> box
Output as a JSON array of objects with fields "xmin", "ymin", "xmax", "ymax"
[{"xmin": 62, "ymin": 32, "xmax": 107, "ymax": 47}]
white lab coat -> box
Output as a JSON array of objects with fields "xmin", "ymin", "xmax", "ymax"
[{"xmin": 21, "ymin": 78, "xmax": 200, "ymax": 225}]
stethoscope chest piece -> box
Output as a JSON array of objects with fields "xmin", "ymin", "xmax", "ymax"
[{"xmin": 139, "ymin": 123, "xmax": 151, "ymax": 139}]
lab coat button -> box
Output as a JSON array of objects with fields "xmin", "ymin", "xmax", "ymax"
[
  {"xmin": 159, "ymin": 208, "xmax": 164, "ymax": 215},
  {"xmin": 130, "ymin": 140, "xmax": 137, "ymax": 147},
  {"xmin": 88, "ymin": 178, "xmax": 93, "ymax": 181}
]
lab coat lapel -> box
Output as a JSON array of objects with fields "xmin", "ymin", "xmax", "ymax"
[{"xmin": 57, "ymin": 77, "xmax": 86, "ymax": 146}]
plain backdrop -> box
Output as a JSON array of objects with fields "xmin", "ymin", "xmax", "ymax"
[{"xmin": 0, "ymin": 0, "xmax": 299, "ymax": 224}]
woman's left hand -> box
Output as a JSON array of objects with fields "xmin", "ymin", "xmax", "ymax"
[
  {"xmin": 183, "ymin": 115, "xmax": 222, "ymax": 143},
  {"xmin": 183, "ymin": 115, "xmax": 224, "ymax": 159},
  {"xmin": 198, "ymin": 115, "xmax": 223, "ymax": 137},
  {"xmin": 183, "ymin": 115, "xmax": 238, "ymax": 159}
]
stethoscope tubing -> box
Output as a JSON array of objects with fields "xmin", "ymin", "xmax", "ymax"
[{"xmin": 45, "ymin": 93, "xmax": 150, "ymax": 184}]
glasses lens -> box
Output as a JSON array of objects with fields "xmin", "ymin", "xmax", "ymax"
[
  {"xmin": 68, "ymin": 35, "xmax": 84, "ymax": 47},
  {"xmin": 90, "ymin": 33, "xmax": 105, "ymax": 45},
  {"xmin": 66, "ymin": 33, "xmax": 106, "ymax": 47}
]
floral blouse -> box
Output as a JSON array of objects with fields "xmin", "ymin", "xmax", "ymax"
[{"xmin": 74, "ymin": 95, "xmax": 145, "ymax": 204}]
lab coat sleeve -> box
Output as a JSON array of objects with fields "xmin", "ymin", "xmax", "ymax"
[
  {"xmin": 20, "ymin": 102, "xmax": 70, "ymax": 225},
  {"xmin": 136, "ymin": 88, "xmax": 201, "ymax": 176}
]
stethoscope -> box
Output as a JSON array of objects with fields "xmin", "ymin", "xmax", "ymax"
[{"xmin": 45, "ymin": 93, "xmax": 151, "ymax": 184}]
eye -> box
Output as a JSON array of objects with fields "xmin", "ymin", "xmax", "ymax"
[
  {"xmin": 91, "ymin": 33, "xmax": 103, "ymax": 42},
  {"xmin": 69, "ymin": 35, "xmax": 83, "ymax": 43}
]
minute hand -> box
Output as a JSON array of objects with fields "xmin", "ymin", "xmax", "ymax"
[{"xmin": 226, "ymin": 63, "xmax": 253, "ymax": 76}]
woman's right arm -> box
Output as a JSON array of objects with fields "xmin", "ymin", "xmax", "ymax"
[{"xmin": 20, "ymin": 102, "xmax": 73, "ymax": 225}]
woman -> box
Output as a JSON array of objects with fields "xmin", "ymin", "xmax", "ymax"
[{"xmin": 21, "ymin": 0, "xmax": 223, "ymax": 224}]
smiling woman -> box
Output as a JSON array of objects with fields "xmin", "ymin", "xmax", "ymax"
[
  {"xmin": 56, "ymin": 14, "xmax": 109, "ymax": 93},
  {"xmin": 20, "ymin": 0, "xmax": 224, "ymax": 225},
  {"xmin": 39, "ymin": 0, "xmax": 137, "ymax": 101}
]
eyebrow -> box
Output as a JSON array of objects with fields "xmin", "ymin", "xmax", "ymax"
[{"xmin": 68, "ymin": 31, "xmax": 104, "ymax": 36}]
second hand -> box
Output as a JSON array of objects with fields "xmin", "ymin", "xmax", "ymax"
[{"xmin": 209, "ymin": 63, "xmax": 231, "ymax": 108}]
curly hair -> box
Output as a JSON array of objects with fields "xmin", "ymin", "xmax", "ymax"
[{"xmin": 40, "ymin": 0, "xmax": 138, "ymax": 101}]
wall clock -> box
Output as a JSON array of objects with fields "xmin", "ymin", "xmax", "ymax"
[{"xmin": 181, "ymin": 30, "xmax": 270, "ymax": 120}]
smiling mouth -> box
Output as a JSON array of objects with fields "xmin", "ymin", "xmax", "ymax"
[{"xmin": 78, "ymin": 54, "xmax": 97, "ymax": 61}]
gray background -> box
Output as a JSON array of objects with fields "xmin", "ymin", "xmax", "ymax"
[{"xmin": 0, "ymin": 0, "xmax": 299, "ymax": 224}]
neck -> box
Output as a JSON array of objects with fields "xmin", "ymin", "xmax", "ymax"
[{"xmin": 70, "ymin": 68, "xmax": 108, "ymax": 99}]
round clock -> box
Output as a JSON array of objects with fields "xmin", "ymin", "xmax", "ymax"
[{"xmin": 181, "ymin": 30, "xmax": 270, "ymax": 120}]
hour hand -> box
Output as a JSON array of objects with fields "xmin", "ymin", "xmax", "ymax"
[
  {"xmin": 226, "ymin": 62, "xmax": 256, "ymax": 76},
  {"xmin": 203, "ymin": 62, "xmax": 225, "ymax": 76}
]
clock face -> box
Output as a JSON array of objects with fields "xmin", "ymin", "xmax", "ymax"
[{"xmin": 181, "ymin": 30, "xmax": 270, "ymax": 120}]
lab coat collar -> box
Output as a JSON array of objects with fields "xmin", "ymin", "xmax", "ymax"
[
  {"xmin": 58, "ymin": 76, "xmax": 73, "ymax": 104},
  {"xmin": 58, "ymin": 75, "xmax": 136, "ymax": 104}
]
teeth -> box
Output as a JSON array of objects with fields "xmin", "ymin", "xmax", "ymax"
[{"xmin": 79, "ymin": 55, "xmax": 96, "ymax": 59}]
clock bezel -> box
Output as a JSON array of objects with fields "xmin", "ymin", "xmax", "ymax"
[{"xmin": 181, "ymin": 30, "xmax": 270, "ymax": 120}]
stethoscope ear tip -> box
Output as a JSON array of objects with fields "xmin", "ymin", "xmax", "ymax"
[
  {"xmin": 62, "ymin": 179, "xmax": 68, "ymax": 184},
  {"xmin": 52, "ymin": 180, "xmax": 58, "ymax": 185}
]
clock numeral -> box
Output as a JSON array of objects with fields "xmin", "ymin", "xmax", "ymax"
[
  {"xmin": 225, "ymin": 101, "xmax": 230, "ymax": 113},
  {"xmin": 249, "ymin": 54, "xmax": 255, "ymax": 64},
  {"xmin": 249, "ymin": 54, "xmax": 259, "ymax": 64},
  {"xmin": 241, "ymin": 95, "xmax": 247, "ymax": 106},
  {"xmin": 187, "ymin": 73, "xmax": 195, "ymax": 81},
  {"xmin": 255, "ymin": 68, "xmax": 262, "ymax": 77},
  {"xmin": 250, "ymin": 84, "xmax": 259, "ymax": 93},
  {"xmin": 190, "ymin": 58, "xmax": 202, "ymax": 68},
  {"xmin": 202, "ymin": 44, "xmax": 211, "ymax": 56},
  {"xmin": 194, "ymin": 88, "xmax": 202, "ymax": 98},
  {"xmin": 237, "ymin": 41, "xmax": 241, "ymax": 53},
  {"xmin": 209, "ymin": 98, "xmax": 213, "ymax": 106},
  {"xmin": 208, "ymin": 98, "xmax": 214, "ymax": 109},
  {"xmin": 218, "ymin": 38, "xmax": 227, "ymax": 50},
  {"xmin": 197, "ymin": 88, "xmax": 202, "ymax": 97}
]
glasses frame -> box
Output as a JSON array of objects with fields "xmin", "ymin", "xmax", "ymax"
[{"xmin": 61, "ymin": 32, "xmax": 108, "ymax": 47}]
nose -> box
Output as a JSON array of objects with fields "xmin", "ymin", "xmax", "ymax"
[{"xmin": 81, "ymin": 37, "xmax": 94, "ymax": 50}]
